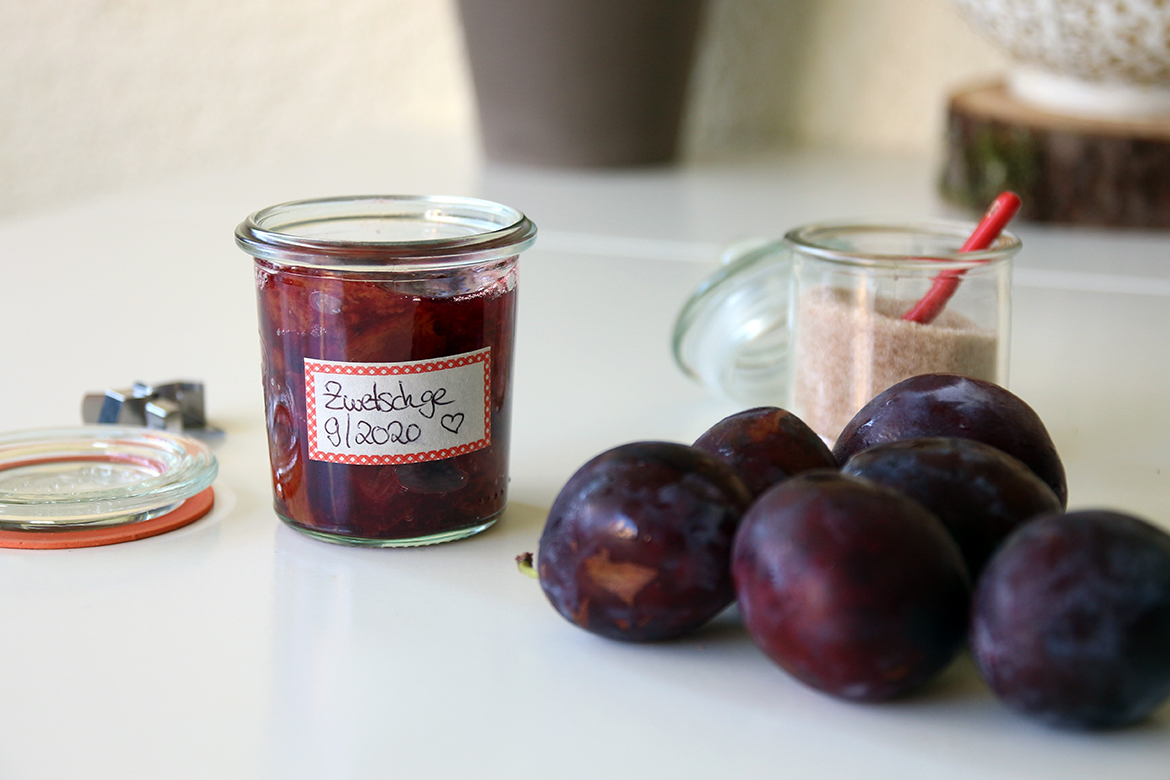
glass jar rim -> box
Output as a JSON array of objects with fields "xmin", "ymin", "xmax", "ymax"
[
  {"xmin": 235, "ymin": 194, "xmax": 537, "ymax": 270},
  {"xmin": 784, "ymin": 219, "xmax": 1021, "ymax": 269}
]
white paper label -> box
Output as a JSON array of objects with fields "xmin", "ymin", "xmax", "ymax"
[{"xmin": 304, "ymin": 348, "xmax": 490, "ymax": 465}]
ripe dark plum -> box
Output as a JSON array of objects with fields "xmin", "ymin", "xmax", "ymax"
[
  {"xmin": 971, "ymin": 510, "xmax": 1170, "ymax": 729},
  {"xmin": 538, "ymin": 441, "xmax": 752, "ymax": 642},
  {"xmin": 832, "ymin": 374, "xmax": 1067, "ymax": 507},
  {"xmin": 693, "ymin": 407, "xmax": 837, "ymax": 500},
  {"xmin": 732, "ymin": 472, "xmax": 971, "ymax": 701},
  {"xmin": 841, "ymin": 438, "xmax": 1061, "ymax": 577}
]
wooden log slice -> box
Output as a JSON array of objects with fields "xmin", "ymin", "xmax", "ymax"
[{"xmin": 940, "ymin": 81, "xmax": 1170, "ymax": 228}]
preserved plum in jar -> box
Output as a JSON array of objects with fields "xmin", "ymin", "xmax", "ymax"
[{"xmin": 237, "ymin": 195, "xmax": 537, "ymax": 546}]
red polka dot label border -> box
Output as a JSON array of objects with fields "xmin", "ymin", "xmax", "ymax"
[{"xmin": 304, "ymin": 348, "xmax": 491, "ymax": 466}]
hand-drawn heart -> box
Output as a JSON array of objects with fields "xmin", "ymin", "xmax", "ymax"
[{"xmin": 440, "ymin": 413, "xmax": 465, "ymax": 434}]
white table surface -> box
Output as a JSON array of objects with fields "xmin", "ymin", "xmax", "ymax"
[{"xmin": 1, "ymin": 130, "xmax": 1168, "ymax": 779}]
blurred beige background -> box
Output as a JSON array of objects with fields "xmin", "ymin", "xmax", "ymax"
[{"xmin": 0, "ymin": 0, "xmax": 1007, "ymax": 218}]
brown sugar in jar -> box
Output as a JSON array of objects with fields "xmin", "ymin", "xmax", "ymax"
[{"xmin": 793, "ymin": 286, "xmax": 998, "ymax": 440}]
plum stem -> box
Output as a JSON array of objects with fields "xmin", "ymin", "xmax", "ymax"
[
  {"xmin": 516, "ymin": 551, "xmax": 538, "ymax": 579},
  {"xmin": 901, "ymin": 192, "xmax": 1021, "ymax": 325}
]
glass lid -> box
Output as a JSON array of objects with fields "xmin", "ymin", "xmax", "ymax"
[
  {"xmin": 672, "ymin": 239, "xmax": 792, "ymax": 405},
  {"xmin": 0, "ymin": 426, "xmax": 218, "ymax": 531}
]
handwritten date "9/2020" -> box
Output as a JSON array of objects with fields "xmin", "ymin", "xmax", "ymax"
[{"xmin": 323, "ymin": 414, "xmax": 422, "ymax": 449}]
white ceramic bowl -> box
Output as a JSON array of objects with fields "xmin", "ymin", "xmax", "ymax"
[{"xmin": 953, "ymin": 0, "xmax": 1170, "ymax": 118}]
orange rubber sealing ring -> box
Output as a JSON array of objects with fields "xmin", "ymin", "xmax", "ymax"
[{"xmin": 0, "ymin": 487, "xmax": 215, "ymax": 550}]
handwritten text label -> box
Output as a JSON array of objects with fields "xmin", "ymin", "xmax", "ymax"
[{"xmin": 305, "ymin": 349, "xmax": 490, "ymax": 465}]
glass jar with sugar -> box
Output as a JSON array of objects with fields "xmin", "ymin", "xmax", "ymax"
[{"xmin": 674, "ymin": 220, "xmax": 1019, "ymax": 441}]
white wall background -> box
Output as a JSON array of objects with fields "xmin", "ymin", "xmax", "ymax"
[{"xmin": 0, "ymin": 0, "xmax": 1008, "ymax": 218}]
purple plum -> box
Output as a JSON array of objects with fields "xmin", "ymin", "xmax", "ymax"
[
  {"xmin": 832, "ymin": 374, "xmax": 1067, "ymax": 507},
  {"xmin": 971, "ymin": 510, "xmax": 1170, "ymax": 729},
  {"xmin": 841, "ymin": 437, "xmax": 1061, "ymax": 577},
  {"xmin": 538, "ymin": 441, "xmax": 752, "ymax": 642},
  {"xmin": 693, "ymin": 406, "xmax": 837, "ymax": 500},
  {"xmin": 732, "ymin": 471, "xmax": 971, "ymax": 701}
]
